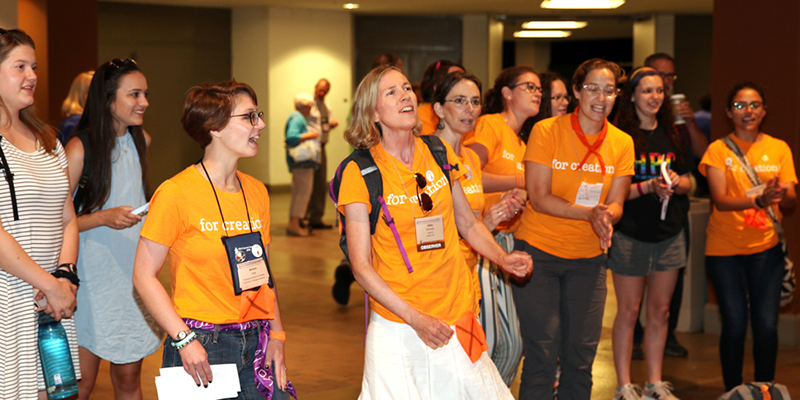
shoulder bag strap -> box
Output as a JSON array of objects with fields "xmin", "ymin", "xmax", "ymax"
[{"xmin": 0, "ymin": 136, "xmax": 19, "ymax": 221}]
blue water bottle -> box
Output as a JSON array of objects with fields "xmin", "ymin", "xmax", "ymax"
[{"xmin": 38, "ymin": 312, "xmax": 78, "ymax": 399}]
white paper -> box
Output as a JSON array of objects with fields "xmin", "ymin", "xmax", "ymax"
[
  {"xmin": 131, "ymin": 202, "xmax": 149, "ymax": 216},
  {"xmin": 156, "ymin": 364, "xmax": 241, "ymax": 400},
  {"xmin": 660, "ymin": 162, "xmax": 672, "ymax": 221}
]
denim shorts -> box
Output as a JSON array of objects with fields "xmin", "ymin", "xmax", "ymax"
[
  {"xmin": 608, "ymin": 230, "xmax": 686, "ymax": 277},
  {"xmin": 162, "ymin": 325, "xmax": 290, "ymax": 400}
]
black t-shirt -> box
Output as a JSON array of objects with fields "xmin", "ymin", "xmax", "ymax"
[{"xmin": 615, "ymin": 123, "xmax": 695, "ymax": 243}]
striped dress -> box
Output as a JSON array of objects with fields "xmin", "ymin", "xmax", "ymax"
[{"xmin": 0, "ymin": 138, "xmax": 80, "ymax": 399}]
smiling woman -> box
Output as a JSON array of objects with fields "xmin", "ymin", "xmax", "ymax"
[
  {"xmin": 64, "ymin": 58, "xmax": 158, "ymax": 400},
  {"xmin": 133, "ymin": 81, "xmax": 296, "ymax": 400}
]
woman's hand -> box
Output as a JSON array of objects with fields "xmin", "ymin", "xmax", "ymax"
[
  {"xmin": 761, "ymin": 176, "xmax": 784, "ymax": 205},
  {"xmin": 102, "ymin": 206, "xmax": 142, "ymax": 230},
  {"xmin": 266, "ymin": 339, "xmax": 288, "ymax": 391},
  {"xmin": 40, "ymin": 278, "xmax": 77, "ymax": 321},
  {"xmin": 651, "ymin": 177, "xmax": 674, "ymax": 201},
  {"xmin": 481, "ymin": 189, "xmax": 526, "ymax": 231},
  {"xmin": 499, "ymin": 251, "xmax": 533, "ymax": 278},
  {"xmin": 588, "ymin": 204, "xmax": 614, "ymax": 249},
  {"xmin": 179, "ymin": 340, "xmax": 213, "ymax": 387},
  {"xmin": 408, "ymin": 311, "xmax": 453, "ymax": 350}
]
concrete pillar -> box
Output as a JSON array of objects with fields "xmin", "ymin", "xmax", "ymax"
[
  {"xmin": 632, "ymin": 14, "xmax": 674, "ymax": 67},
  {"xmin": 1, "ymin": 0, "xmax": 17, "ymax": 28},
  {"xmin": 463, "ymin": 14, "xmax": 503, "ymax": 90}
]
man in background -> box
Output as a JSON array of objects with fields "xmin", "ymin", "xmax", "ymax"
[{"xmin": 305, "ymin": 78, "xmax": 338, "ymax": 229}]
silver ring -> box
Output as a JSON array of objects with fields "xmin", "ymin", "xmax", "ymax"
[{"xmin": 497, "ymin": 211, "xmax": 503, "ymax": 216}]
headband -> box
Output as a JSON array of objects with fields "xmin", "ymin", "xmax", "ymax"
[{"xmin": 627, "ymin": 67, "xmax": 661, "ymax": 91}]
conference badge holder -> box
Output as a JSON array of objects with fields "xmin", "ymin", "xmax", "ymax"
[{"xmin": 200, "ymin": 161, "xmax": 274, "ymax": 296}]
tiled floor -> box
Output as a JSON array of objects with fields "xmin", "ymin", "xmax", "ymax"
[{"xmin": 85, "ymin": 191, "xmax": 800, "ymax": 399}]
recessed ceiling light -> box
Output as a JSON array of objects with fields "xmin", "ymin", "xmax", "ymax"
[
  {"xmin": 343, "ymin": 3, "xmax": 360, "ymax": 9},
  {"xmin": 514, "ymin": 30, "xmax": 573, "ymax": 38},
  {"xmin": 540, "ymin": 0, "xmax": 624, "ymax": 9},
  {"xmin": 521, "ymin": 21, "xmax": 588, "ymax": 29}
]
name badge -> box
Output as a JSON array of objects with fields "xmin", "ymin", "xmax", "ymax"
[
  {"xmin": 575, "ymin": 182, "xmax": 603, "ymax": 207},
  {"xmin": 221, "ymin": 232, "xmax": 274, "ymax": 295},
  {"xmin": 746, "ymin": 183, "xmax": 766, "ymax": 198},
  {"xmin": 415, "ymin": 214, "xmax": 445, "ymax": 252}
]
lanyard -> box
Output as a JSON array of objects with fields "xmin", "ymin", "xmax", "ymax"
[
  {"xmin": 199, "ymin": 161, "xmax": 253, "ymax": 236},
  {"xmin": 570, "ymin": 112, "xmax": 608, "ymax": 176}
]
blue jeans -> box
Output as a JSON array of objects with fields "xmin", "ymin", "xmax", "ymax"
[
  {"xmin": 512, "ymin": 240, "xmax": 607, "ymax": 400},
  {"xmin": 706, "ymin": 244, "xmax": 783, "ymax": 391},
  {"xmin": 163, "ymin": 326, "xmax": 290, "ymax": 400}
]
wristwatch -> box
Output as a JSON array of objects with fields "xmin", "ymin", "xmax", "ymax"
[{"xmin": 175, "ymin": 329, "xmax": 192, "ymax": 341}]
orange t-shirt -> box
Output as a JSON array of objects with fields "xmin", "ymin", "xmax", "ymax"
[
  {"xmin": 515, "ymin": 113, "xmax": 635, "ymax": 259},
  {"xmin": 418, "ymin": 103, "xmax": 438, "ymax": 136},
  {"xmin": 463, "ymin": 113, "xmax": 527, "ymax": 231},
  {"xmin": 337, "ymin": 137, "xmax": 476, "ymax": 325},
  {"xmin": 140, "ymin": 166, "xmax": 275, "ymax": 324},
  {"xmin": 457, "ymin": 145, "xmax": 484, "ymax": 269},
  {"xmin": 699, "ymin": 133, "xmax": 798, "ymax": 256}
]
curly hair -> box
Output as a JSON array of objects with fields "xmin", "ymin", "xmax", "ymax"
[{"xmin": 181, "ymin": 80, "xmax": 258, "ymax": 149}]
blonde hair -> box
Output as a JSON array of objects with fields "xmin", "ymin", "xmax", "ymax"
[
  {"xmin": 345, "ymin": 65, "xmax": 420, "ymax": 149},
  {"xmin": 61, "ymin": 71, "xmax": 94, "ymax": 117}
]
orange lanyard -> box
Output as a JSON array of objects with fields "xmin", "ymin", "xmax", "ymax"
[{"xmin": 570, "ymin": 112, "xmax": 608, "ymax": 175}]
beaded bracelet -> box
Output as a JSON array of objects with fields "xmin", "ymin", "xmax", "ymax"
[{"xmin": 172, "ymin": 331, "xmax": 197, "ymax": 350}]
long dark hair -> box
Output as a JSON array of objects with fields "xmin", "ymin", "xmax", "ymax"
[
  {"xmin": 73, "ymin": 59, "xmax": 149, "ymax": 215},
  {"xmin": 482, "ymin": 65, "xmax": 538, "ymax": 141},
  {"xmin": 421, "ymin": 59, "xmax": 464, "ymax": 103},
  {"xmin": 520, "ymin": 71, "xmax": 567, "ymax": 142},
  {"xmin": 0, "ymin": 28, "xmax": 58, "ymax": 155},
  {"xmin": 614, "ymin": 67, "xmax": 686, "ymax": 169}
]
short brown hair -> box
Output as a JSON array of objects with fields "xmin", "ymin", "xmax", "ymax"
[
  {"xmin": 181, "ymin": 80, "xmax": 257, "ymax": 149},
  {"xmin": 572, "ymin": 58, "xmax": 625, "ymax": 92},
  {"xmin": 345, "ymin": 65, "xmax": 420, "ymax": 150}
]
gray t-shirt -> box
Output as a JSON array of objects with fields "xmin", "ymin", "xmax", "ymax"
[{"xmin": 307, "ymin": 99, "xmax": 332, "ymax": 144}]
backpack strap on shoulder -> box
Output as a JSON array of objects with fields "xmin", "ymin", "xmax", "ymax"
[
  {"xmin": 348, "ymin": 149, "xmax": 383, "ymax": 235},
  {"xmin": 420, "ymin": 134, "xmax": 454, "ymax": 188}
]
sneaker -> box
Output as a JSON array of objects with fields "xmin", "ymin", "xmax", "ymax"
[
  {"xmin": 632, "ymin": 341, "xmax": 644, "ymax": 360},
  {"xmin": 644, "ymin": 381, "xmax": 679, "ymax": 400},
  {"xmin": 614, "ymin": 384, "xmax": 644, "ymax": 400},
  {"xmin": 664, "ymin": 338, "xmax": 688, "ymax": 357}
]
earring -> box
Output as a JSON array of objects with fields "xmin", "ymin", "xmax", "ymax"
[{"xmin": 437, "ymin": 121, "xmax": 445, "ymax": 130}]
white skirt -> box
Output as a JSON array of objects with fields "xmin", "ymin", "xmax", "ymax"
[{"xmin": 359, "ymin": 311, "xmax": 513, "ymax": 400}]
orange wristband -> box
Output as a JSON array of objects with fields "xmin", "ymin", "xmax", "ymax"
[
  {"xmin": 270, "ymin": 330, "xmax": 286, "ymax": 343},
  {"xmin": 515, "ymin": 172, "xmax": 525, "ymax": 189}
]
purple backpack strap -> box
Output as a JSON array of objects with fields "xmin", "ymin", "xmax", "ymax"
[{"xmin": 378, "ymin": 195, "xmax": 413, "ymax": 273}]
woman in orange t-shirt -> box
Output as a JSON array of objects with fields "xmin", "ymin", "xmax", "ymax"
[
  {"xmin": 418, "ymin": 59, "xmax": 464, "ymax": 135},
  {"xmin": 338, "ymin": 65, "xmax": 531, "ymax": 399},
  {"xmin": 700, "ymin": 82, "xmax": 797, "ymax": 391},
  {"xmin": 133, "ymin": 81, "xmax": 294, "ymax": 399},
  {"xmin": 514, "ymin": 59, "xmax": 634, "ymax": 400}
]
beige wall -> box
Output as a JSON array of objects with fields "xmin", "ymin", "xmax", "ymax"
[
  {"xmin": 2, "ymin": 0, "xmax": 17, "ymax": 29},
  {"xmin": 255, "ymin": 6, "xmax": 353, "ymax": 186},
  {"xmin": 633, "ymin": 14, "xmax": 675, "ymax": 68}
]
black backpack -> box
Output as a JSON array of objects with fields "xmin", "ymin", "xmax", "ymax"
[{"xmin": 328, "ymin": 135, "xmax": 455, "ymax": 262}]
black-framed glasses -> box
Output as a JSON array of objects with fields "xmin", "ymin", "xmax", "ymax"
[
  {"xmin": 414, "ymin": 173, "xmax": 433, "ymax": 213},
  {"xmin": 231, "ymin": 110, "xmax": 264, "ymax": 126},
  {"xmin": 0, "ymin": 28, "xmax": 7, "ymax": 36},
  {"xmin": 511, "ymin": 82, "xmax": 542, "ymax": 95},
  {"xmin": 552, "ymin": 94, "xmax": 572, "ymax": 103},
  {"xmin": 445, "ymin": 96, "xmax": 481, "ymax": 109},
  {"xmin": 582, "ymin": 84, "xmax": 620, "ymax": 99},
  {"xmin": 732, "ymin": 101, "xmax": 763, "ymax": 112},
  {"xmin": 660, "ymin": 72, "xmax": 678, "ymax": 82}
]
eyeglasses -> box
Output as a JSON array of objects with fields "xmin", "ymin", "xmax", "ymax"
[
  {"xmin": 552, "ymin": 94, "xmax": 572, "ymax": 103},
  {"xmin": 414, "ymin": 173, "xmax": 433, "ymax": 213},
  {"xmin": 659, "ymin": 72, "xmax": 678, "ymax": 82},
  {"xmin": 511, "ymin": 82, "xmax": 542, "ymax": 95},
  {"xmin": 581, "ymin": 84, "xmax": 620, "ymax": 99},
  {"xmin": 231, "ymin": 110, "xmax": 264, "ymax": 126},
  {"xmin": 732, "ymin": 101, "xmax": 763, "ymax": 112},
  {"xmin": 0, "ymin": 28, "xmax": 7, "ymax": 35},
  {"xmin": 445, "ymin": 97, "xmax": 481, "ymax": 108}
]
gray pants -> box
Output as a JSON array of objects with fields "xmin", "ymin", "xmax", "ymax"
[
  {"xmin": 512, "ymin": 239, "xmax": 607, "ymax": 400},
  {"xmin": 306, "ymin": 143, "xmax": 328, "ymax": 224},
  {"xmin": 290, "ymin": 167, "xmax": 314, "ymax": 219}
]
